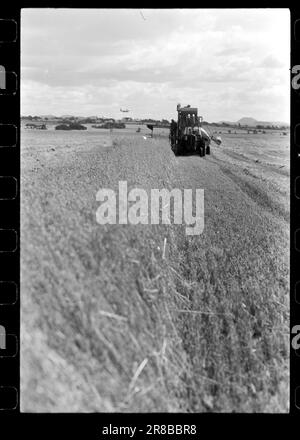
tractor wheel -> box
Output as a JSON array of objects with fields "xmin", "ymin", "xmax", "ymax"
[
  {"xmin": 173, "ymin": 143, "xmax": 180, "ymax": 156},
  {"xmin": 206, "ymin": 145, "xmax": 210, "ymax": 155}
]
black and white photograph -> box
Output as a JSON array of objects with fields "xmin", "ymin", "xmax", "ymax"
[{"xmin": 21, "ymin": 8, "xmax": 290, "ymax": 412}]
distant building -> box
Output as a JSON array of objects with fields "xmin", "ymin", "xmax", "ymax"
[{"xmin": 25, "ymin": 123, "xmax": 47, "ymax": 130}]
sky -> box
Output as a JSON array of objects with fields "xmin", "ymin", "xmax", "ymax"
[{"xmin": 21, "ymin": 9, "xmax": 290, "ymax": 122}]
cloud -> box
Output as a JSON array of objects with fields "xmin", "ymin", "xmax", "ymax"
[
  {"xmin": 21, "ymin": 9, "xmax": 290, "ymax": 122},
  {"xmin": 259, "ymin": 55, "xmax": 285, "ymax": 69}
]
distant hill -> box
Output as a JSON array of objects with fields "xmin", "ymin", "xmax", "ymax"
[
  {"xmin": 237, "ymin": 117, "xmax": 289, "ymax": 127},
  {"xmin": 237, "ymin": 117, "xmax": 259, "ymax": 126},
  {"xmin": 218, "ymin": 117, "xmax": 289, "ymax": 127}
]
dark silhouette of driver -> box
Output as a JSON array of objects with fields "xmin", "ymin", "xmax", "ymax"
[{"xmin": 170, "ymin": 119, "xmax": 177, "ymax": 143}]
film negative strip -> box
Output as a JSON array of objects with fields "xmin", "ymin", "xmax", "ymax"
[
  {"xmin": 0, "ymin": 4, "xmax": 297, "ymax": 434},
  {"xmin": 0, "ymin": 11, "xmax": 19, "ymax": 412},
  {"xmin": 292, "ymin": 9, "xmax": 300, "ymax": 415}
]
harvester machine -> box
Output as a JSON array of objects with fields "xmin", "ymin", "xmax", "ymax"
[{"xmin": 169, "ymin": 104, "xmax": 222, "ymax": 157}]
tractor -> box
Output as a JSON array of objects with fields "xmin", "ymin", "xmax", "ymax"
[{"xmin": 169, "ymin": 104, "xmax": 221, "ymax": 156}]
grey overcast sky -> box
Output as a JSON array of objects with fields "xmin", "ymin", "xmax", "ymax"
[{"xmin": 21, "ymin": 9, "xmax": 290, "ymax": 122}]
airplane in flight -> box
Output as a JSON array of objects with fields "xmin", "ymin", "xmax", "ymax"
[{"xmin": 120, "ymin": 108, "xmax": 130, "ymax": 113}]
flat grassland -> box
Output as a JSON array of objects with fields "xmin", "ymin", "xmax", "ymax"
[{"xmin": 21, "ymin": 127, "xmax": 289, "ymax": 412}]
